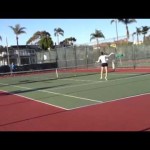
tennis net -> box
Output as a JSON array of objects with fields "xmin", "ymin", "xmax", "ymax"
[
  {"xmin": 0, "ymin": 63, "xmax": 149, "ymax": 83},
  {"xmin": 0, "ymin": 63, "xmax": 100, "ymax": 80}
]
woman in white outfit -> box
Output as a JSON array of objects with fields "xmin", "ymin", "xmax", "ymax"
[{"xmin": 96, "ymin": 52, "xmax": 114, "ymax": 80}]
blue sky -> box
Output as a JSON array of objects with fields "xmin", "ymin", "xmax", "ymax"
[{"xmin": 0, "ymin": 19, "xmax": 150, "ymax": 46}]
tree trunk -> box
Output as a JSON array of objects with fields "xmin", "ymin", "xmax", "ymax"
[
  {"xmin": 126, "ymin": 24, "xmax": 129, "ymax": 42},
  {"xmin": 16, "ymin": 36, "xmax": 20, "ymax": 65},
  {"xmin": 57, "ymin": 35, "xmax": 59, "ymax": 45},
  {"xmin": 96, "ymin": 38, "xmax": 100, "ymax": 56},
  {"xmin": 137, "ymin": 33, "xmax": 139, "ymax": 44}
]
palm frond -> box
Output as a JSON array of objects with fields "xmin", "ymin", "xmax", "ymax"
[{"xmin": 110, "ymin": 19, "xmax": 115, "ymax": 24}]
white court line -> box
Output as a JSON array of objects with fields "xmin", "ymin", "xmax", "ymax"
[
  {"xmin": 110, "ymin": 73, "xmax": 139, "ymax": 75},
  {"xmin": 0, "ymin": 83, "xmax": 102, "ymax": 103},
  {"xmin": 51, "ymin": 80, "xmax": 104, "ymax": 90},
  {"xmin": 100, "ymin": 92, "xmax": 150, "ymax": 104},
  {"xmin": 0, "ymin": 73, "xmax": 150, "ymax": 109},
  {"xmin": 0, "ymin": 90, "xmax": 69, "ymax": 110},
  {"xmin": 44, "ymin": 73, "xmax": 150, "ymax": 90},
  {"xmin": 1, "ymin": 73, "xmax": 150, "ymax": 93},
  {"xmin": 60, "ymin": 78, "xmax": 99, "ymax": 82},
  {"xmin": 68, "ymin": 92, "xmax": 150, "ymax": 110}
]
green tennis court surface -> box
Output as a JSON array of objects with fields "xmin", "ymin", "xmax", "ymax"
[{"xmin": 0, "ymin": 71, "xmax": 150, "ymax": 110}]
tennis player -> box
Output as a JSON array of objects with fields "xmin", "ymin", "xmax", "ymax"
[{"xmin": 96, "ymin": 52, "xmax": 114, "ymax": 80}]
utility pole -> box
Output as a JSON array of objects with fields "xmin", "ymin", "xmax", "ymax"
[
  {"xmin": 115, "ymin": 19, "xmax": 119, "ymax": 41},
  {"xmin": 6, "ymin": 37, "xmax": 10, "ymax": 67}
]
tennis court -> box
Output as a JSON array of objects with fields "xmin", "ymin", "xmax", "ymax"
[{"xmin": 0, "ymin": 67, "xmax": 150, "ymax": 131}]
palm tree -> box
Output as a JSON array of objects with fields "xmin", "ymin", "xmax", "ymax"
[
  {"xmin": 132, "ymin": 27, "xmax": 142, "ymax": 44},
  {"xmin": 111, "ymin": 19, "xmax": 119, "ymax": 41},
  {"xmin": 60, "ymin": 39, "xmax": 68, "ymax": 47},
  {"xmin": 26, "ymin": 31, "xmax": 53, "ymax": 50},
  {"xmin": 67, "ymin": 37, "xmax": 76, "ymax": 45},
  {"xmin": 132, "ymin": 32, "xmax": 136, "ymax": 44},
  {"xmin": 90, "ymin": 29, "xmax": 105, "ymax": 50},
  {"xmin": 39, "ymin": 36, "xmax": 53, "ymax": 50},
  {"xmin": 54, "ymin": 28, "xmax": 64, "ymax": 45},
  {"xmin": 9, "ymin": 24, "xmax": 26, "ymax": 46},
  {"xmin": 141, "ymin": 26, "xmax": 150, "ymax": 42},
  {"xmin": 118, "ymin": 19, "xmax": 137, "ymax": 40},
  {"xmin": 9, "ymin": 24, "xmax": 26, "ymax": 65},
  {"xmin": 26, "ymin": 31, "xmax": 42, "ymax": 45},
  {"xmin": 60, "ymin": 37, "xmax": 76, "ymax": 46}
]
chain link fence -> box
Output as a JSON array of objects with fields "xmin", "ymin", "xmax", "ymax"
[
  {"xmin": 40, "ymin": 46, "xmax": 150, "ymax": 69},
  {"xmin": 35, "ymin": 33, "xmax": 150, "ymax": 69}
]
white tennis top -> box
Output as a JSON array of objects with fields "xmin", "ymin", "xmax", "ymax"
[
  {"xmin": 97, "ymin": 55, "xmax": 109, "ymax": 63},
  {"xmin": 97, "ymin": 53, "xmax": 114, "ymax": 64}
]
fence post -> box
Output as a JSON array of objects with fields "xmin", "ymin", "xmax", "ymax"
[
  {"xmin": 86, "ymin": 46, "xmax": 88, "ymax": 68},
  {"xmin": 55, "ymin": 48, "xmax": 58, "ymax": 68},
  {"xmin": 74, "ymin": 46, "xmax": 77, "ymax": 68},
  {"xmin": 132, "ymin": 44, "xmax": 136, "ymax": 69},
  {"xmin": 65, "ymin": 47, "xmax": 67, "ymax": 68}
]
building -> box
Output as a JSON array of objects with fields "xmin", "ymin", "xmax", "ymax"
[{"xmin": 0, "ymin": 45, "xmax": 42, "ymax": 66}]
